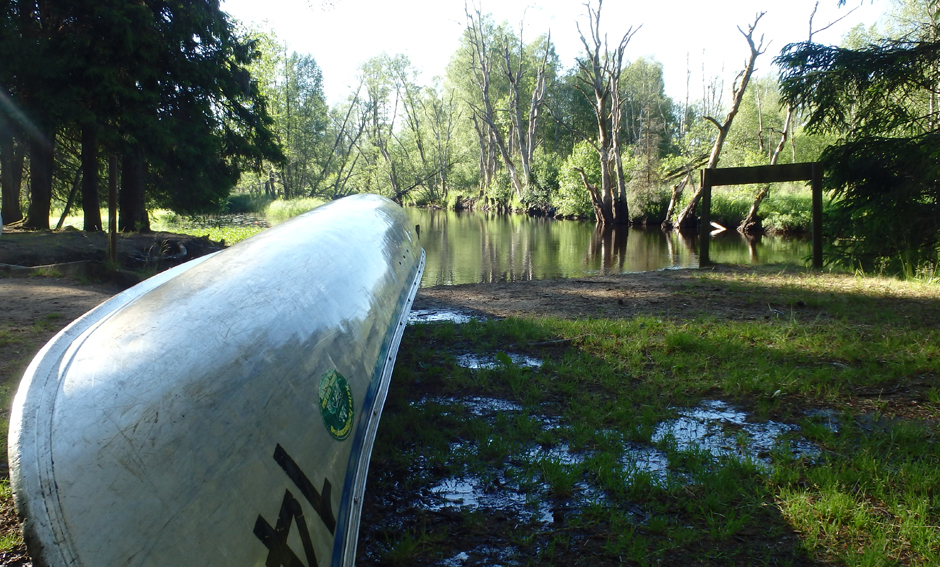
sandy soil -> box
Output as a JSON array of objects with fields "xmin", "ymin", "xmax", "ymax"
[{"xmin": 412, "ymin": 264, "xmax": 780, "ymax": 322}]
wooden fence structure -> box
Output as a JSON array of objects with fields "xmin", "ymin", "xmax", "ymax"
[{"xmin": 699, "ymin": 162, "xmax": 824, "ymax": 268}]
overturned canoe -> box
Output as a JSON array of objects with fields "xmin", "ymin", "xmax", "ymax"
[{"xmin": 8, "ymin": 194, "xmax": 425, "ymax": 567}]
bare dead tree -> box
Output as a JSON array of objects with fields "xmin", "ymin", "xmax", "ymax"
[
  {"xmin": 574, "ymin": 0, "xmax": 639, "ymax": 225},
  {"xmin": 671, "ymin": 12, "xmax": 766, "ymax": 230},
  {"xmin": 464, "ymin": 3, "xmax": 524, "ymax": 197},
  {"xmin": 738, "ymin": 2, "xmax": 854, "ymax": 233},
  {"xmin": 502, "ymin": 27, "xmax": 552, "ymax": 188}
]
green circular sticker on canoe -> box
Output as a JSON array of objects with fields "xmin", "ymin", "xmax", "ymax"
[{"xmin": 319, "ymin": 370, "xmax": 354, "ymax": 441}]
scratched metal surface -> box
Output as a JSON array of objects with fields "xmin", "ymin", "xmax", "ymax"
[{"xmin": 8, "ymin": 194, "xmax": 425, "ymax": 567}]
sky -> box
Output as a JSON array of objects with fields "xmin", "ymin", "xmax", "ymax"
[{"xmin": 220, "ymin": 0, "xmax": 887, "ymax": 106}]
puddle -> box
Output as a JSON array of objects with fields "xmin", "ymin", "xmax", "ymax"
[
  {"xmin": 622, "ymin": 443, "xmax": 672, "ymax": 481},
  {"xmin": 434, "ymin": 546, "xmax": 521, "ymax": 567},
  {"xmin": 408, "ymin": 309, "xmax": 478, "ymax": 324},
  {"xmin": 414, "ymin": 396, "xmax": 523, "ymax": 416},
  {"xmin": 439, "ymin": 551, "xmax": 470, "ymax": 566},
  {"xmin": 805, "ymin": 408, "xmax": 842, "ymax": 433},
  {"xmin": 525, "ymin": 443, "xmax": 586, "ymax": 465},
  {"xmin": 376, "ymin": 396, "xmax": 826, "ymax": 563},
  {"xmin": 652, "ymin": 400, "xmax": 818, "ymax": 466},
  {"xmin": 455, "ymin": 353, "xmax": 543, "ymax": 369},
  {"xmin": 427, "ymin": 474, "xmax": 553, "ymax": 525}
]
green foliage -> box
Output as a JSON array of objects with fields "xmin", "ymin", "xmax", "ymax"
[
  {"xmin": 225, "ymin": 193, "xmax": 274, "ymax": 214},
  {"xmin": 761, "ymin": 191, "xmax": 816, "ymax": 233},
  {"xmin": 777, "ymin": 10, "xmax": 940, "ymax": 270},
  {"xmin": 274, "ymin": 52, "xmax": 331, "ymax": 199},
  {"xmin": 483, "ymin": 170, "xmax": 515, "ymax": 209},
  {"xmin": 709, "ymin": 188, "xmax": 758, "ymax": 226},
  {"xmin": 554, "ymin": 141, "xmax": 598, "ymax": 218},
  {"xmin": 699, "ymin": 186, "xmax": 816, "ymax": 232}
]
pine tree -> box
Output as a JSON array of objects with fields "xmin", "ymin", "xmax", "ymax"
[{"xmin": 776, "ymin": 3, "xmax": 940, "ymax": 269}]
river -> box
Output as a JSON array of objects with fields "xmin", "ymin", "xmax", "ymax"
[{"xmin": 405, "ymin": 208, "xmax": 812, "ymax": 287}]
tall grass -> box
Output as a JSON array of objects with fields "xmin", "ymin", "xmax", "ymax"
[{"xmin": 263, "ymin": 197, "xmax": 326, "ymax": 224}]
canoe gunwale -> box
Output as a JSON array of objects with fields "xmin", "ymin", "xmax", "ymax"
[{"xmin": 336, "ymin": 248, "xmax": 425, "ymax": 566}]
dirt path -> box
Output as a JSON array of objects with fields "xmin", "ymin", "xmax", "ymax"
[{"xmin": 413, "ymin": 264, "xmax": 793, "ymax": 322}]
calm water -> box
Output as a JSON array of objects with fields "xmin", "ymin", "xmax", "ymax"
[{"xmin": 405, "ymin": 208, "xmax": 812, "ymax": 287}]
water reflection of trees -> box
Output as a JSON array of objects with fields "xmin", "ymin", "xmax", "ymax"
[
  {"xmin": 588, "ymin": 226, "xmax": 628, "ymax": 275},
  {"xmin": 588, "ymin": 227, "xmax": 703, "ymax": 273},
  {"xmin": 408, "ymin": 209, "xmax": 810, "ymax": 286}
]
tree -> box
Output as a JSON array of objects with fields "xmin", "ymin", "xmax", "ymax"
[
  {"xmin": 776, "ymin": 0, "xmax": 940, "ymax": 270},
  {"xmin": 670, "ymin": 13, "xmax": 766, "ymax": 230},
  {"xmin": 0, "ymin": 0, "xmax": 282, "ymax": 231},
  {"xmin": 351, "ymin": 54, "xmax": 438, "ymax": 203},
  {"xmin": 418, "ymin": 85, "xmax": 462, "ymax": 204},
  {"xmin": 572, "ymin": 0, "xmax": 639, "ymax": 225},
  {"xmin": 462, "ymin": 6, "xmax": 525, "ymax": 198},
  {"xmin": 620, "ymin": 58, "xmax": 678, "ymax": 220},
  {"xmin": 273, "ymin": 52, "xmax": 330, "ymax": 199},
  {"xmin": 0, "ymin": 0, "xmax": 78, "ymax": 229},
  {"xmin": 0, "ymin": 106, "xmax": 26, "ymax": 224}
]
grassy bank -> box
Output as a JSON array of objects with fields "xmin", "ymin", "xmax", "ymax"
[
  {"xmin": 49, "ymin": 196, "xmax": 327, "ymax": 246},
  {"xmin": 361, "ymin": 269, "xmax": 940, "ymax": 566}
]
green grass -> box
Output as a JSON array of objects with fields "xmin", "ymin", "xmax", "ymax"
[
  {"xmin": 263, "ymin": 197, "xmax": 326, "ymax": 224},
  {"xmin": 0, "ymin": 480, "xmax": 22, "ymax": 553},
  {"xmin": 364, "ymin": 269, "xmax": 940, "ymax": 565},
  {"xmin": 48, "ymin": 196, "xmax": 327, "ymax": 245}
]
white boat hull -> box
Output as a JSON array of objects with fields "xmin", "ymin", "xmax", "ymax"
[{"xmin": 8, "ymin": 194, "xmax": 425, "ymax": 567}]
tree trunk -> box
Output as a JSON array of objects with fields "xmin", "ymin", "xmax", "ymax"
[
  {"xmin": 119, "ymin": 149, "xmax": 149, "ymax": 232},
  {"xmin": 55, "ymin": 166, "xmax": 82, "ymax": 230},
  {"xmin": 575, "ymin": 167, "xmax": 609, "ymax": 224},
  {"xmin": 662, "ymin": 173, "xmax": 692, "ymax": 229},
  {"xmin": 739, "ymin": 106, "xmax": 793, "ymax": 234},
  {"xmin": 609, "ymin": 67, "xmax": 629, "ymax": 224},
  {"xmin": 82, "ymin": 125, "xmax": 102, "ymax": 231},
  {"xmin": 673, "ymin": 14, "xmax": 765, "ymax": 231},
  {"xmin": 0, "ymin": 116, "xmax": 23, "ymax": 224},
  {"xmin": 575, "ymin": 0, "xmax": 636, "ymax": 226},
  {"xmin": 23, "ymin": 130, "xmax": 55, "ymax": 230}
]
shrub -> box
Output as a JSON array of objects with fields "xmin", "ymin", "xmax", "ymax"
[
  {"xmin": 226, "ymin": 193, "xmax": 273, "ymax": 214},
  {"xmin": 554, "ymin": 141, "xmax": 599, "ymax": 219}
]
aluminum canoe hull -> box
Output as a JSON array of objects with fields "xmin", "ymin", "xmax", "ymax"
[{"xmin": 8, "ymin": 194, "xmax": 425, "ymax": 567}]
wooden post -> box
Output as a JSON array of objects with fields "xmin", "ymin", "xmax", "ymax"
[
  {"xmin": 108, "ymin": 155, "xmax": 117, "ymax": 264},
  {"xmin": 811, "ymin": 162, "xmax": 823, "ymax": 269},
  {"xmin": 693, "ymin": 162, "xmax": 823, "ymax": 270},
  {"xmin": 699, "ymin": 169, "xmax": 712, "ymax": 267}
]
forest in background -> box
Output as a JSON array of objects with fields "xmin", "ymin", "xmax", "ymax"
[{"xmin": 2, "ymin": 0, "xmax": 939, "ymax": 273}]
